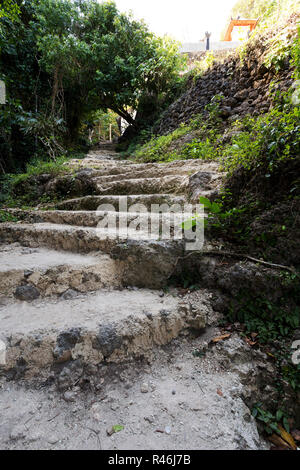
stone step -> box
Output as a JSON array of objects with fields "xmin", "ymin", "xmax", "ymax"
[
  {"xmin": 6, "ymin": 209, "xmax": 198, "ymax": 228},
  {"xmin": 0, "ymin": 244, "xmax": 122, "ymax": 299},
  {"xmin": 67, "ymin": 157, "xmax": 220, "ymax": 176},
  {"xmin": 0, "ymin": 288, "xmax": 207, "ymax": 379},
  {"xmin": 95, "ymin": 175, "xmax": 186, "ymax": 195},
  {"xmin": 77, "ymin": 162, "xmax": 221, "ymax": 182},
  {"xmin": 53, "ymin": 194, "xmax": 188, "ymax": 211},
  {"xmin": 0, "ymin": 223, "xmax": 185, "ymax": 288}
]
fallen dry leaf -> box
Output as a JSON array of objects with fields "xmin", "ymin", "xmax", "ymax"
[
  {"xmin": 244, "ymin": 337, "xmax": 257, "ymax": 347},
  {"xmin": 216, "ymin": 388, "xmax": 223, "ymax": 397},
  {"xmin": 278, "ymin": 425, "xmax": 297, "ymax": 450},
  {"xmin": 268, "ymin": 434, "xmax": 291, "ymax": 449},
  {"xmin": 211, "ymin": 333, "xmax": 231, "ymax": 343}
]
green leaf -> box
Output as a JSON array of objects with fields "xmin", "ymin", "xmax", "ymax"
[
  {"xmin": 199, "ymin": 196, "xmax": 211, "ymax": 209},
  {"xmin": 210, "ymin": 202, "xmax": 222, "ymax": 213},
  {"xmin": 112, "ymin": 425, "xmax": 124, "ymax": 433},
  {"xmin": 282, "ymin": 417, "xmax": 290, "ymax": 433}
]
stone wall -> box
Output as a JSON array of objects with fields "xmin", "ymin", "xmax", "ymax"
[{"xmin": 156, "ymin": 14, "xmax": 298, "ymax": 136}]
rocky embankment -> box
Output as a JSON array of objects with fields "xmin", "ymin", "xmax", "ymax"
[{"xmin": 156, "ymin": 14, "xmax": 299, "ymax": 135}]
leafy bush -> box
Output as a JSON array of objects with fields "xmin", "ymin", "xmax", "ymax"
[
  {"xmin": 252, "ymin": 405, "xmax": 291, "ymax": 436},
  {"xmin": 221, "ymin": 102, "xmax": 300, "ymax": 174},
  {"xmin": 223, "ymin": 0, "xmax": 300, "ymax": 38},
  {"xmin": 15, "ymin": 155, "xmax": 69, "ymax": 180},
  {"xmin": 228, "ymin": 294, "xmax": 299, "ymax": 344},
  {"xmin": 180, "ymin": 125, "xmax": 221, "ymax": 161},
  {"xmin": 291, "ymin": 26, "xmax": 300, "ymax": 80}
]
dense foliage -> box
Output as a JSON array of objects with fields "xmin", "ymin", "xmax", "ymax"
[
  {"xmin": 0, "ymin": 0, "xmax": 185, "ymax": 172},
  {"xmin": 0, "ymin": 0, "xmax": 20, "ymax": 23}
]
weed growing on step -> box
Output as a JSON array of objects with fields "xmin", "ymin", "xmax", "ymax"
[
  {"xmin": 0, "ymin": 209, "xmax": 18, "ymax": 223},
  {"xmin": 251, "ymin": 404, "xmax": 291, "ymax": 436}
]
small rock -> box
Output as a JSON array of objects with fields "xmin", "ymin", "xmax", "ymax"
[
  {"xmin": 63, "ymin": 391, "xmax": 76, "ymax": 402},
  {"xmin": 24, "ymin": 270, "xmax": 33, "ymax": 278},
  {"xmin": 172, "ymin": 390, "xmax": 176, "ymax": 395},
  {"xmin": 243, "ymin": 411, "xmax": 252, "ymax": 423},
  {"xmin": 164, "ymin": 426, "xmax": 171, "ymax": 434},
  {"xmin": 60, "ymin": 289, "xmax": 79, "ymax": 300},
  {"xmin": 106, "ymin": 426, "xmax": 115, "ymax": 436},
  {"xmin": 144, "ymin": 416, "xmax": 155, "ymax": 424},
  {"xmin": 47, "ymin": 434, "xmax": 59, "ymax": 444},
  {"xmin": 10, "ymin": 425, "xmax": 25, "ymax": 441},
  {"xmin": 28, "ymin": 431, "xmax": 41, "ymax": 442},
  {"xmin": 140, "ymin": 382, "xmax": 149, "ymax": 393},
  {"xmin": 15, "ymin": 285, "xmax": 40, "ymax": 301}
]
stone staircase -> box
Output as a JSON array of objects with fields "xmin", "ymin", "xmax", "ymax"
[
  {"xmin": 0, "ymin": 147, "xmax": 268, "ymax": 450},
  {"xmin": 0, "ymin": 148, "xmax": 223, "ymax": 378}
]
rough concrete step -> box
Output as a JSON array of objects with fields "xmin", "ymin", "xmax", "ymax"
[
  {"xmin": 53, "ymin": 194, "xmax": 188, "ymax": 211},
  {"xmin": 0, "ymin": 244, "xmax": 122, "ymax": 299},
  {"xmin": 75, "ymin": 162, "xmax": 221, "ymax": 182},
  {"xmin": 0, "ymin": 223, "xmax": 185, "ymax": 288},
  {"xmin": 0, "ymin": 221, "xmax": 188, "ymax": 245},
  {"xmin": 0, "ymin": 289, "xmax": 207, "ymax": 378},
  {"xmin": 67, "ymin": 157, "xmax": 220, "ymax": 176},
  {"xmin": 6, "ymin": 209, "xmax": 197, "ymax": 228},
  {"xmin": 95, "ymin": 175, "xmax": 186, "ymax": 195}
]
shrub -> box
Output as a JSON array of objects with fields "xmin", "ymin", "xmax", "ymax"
[{"xmin": 221, "ymin": 102, "xmax": 300, "ymax": 174}]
